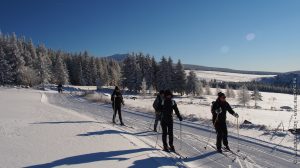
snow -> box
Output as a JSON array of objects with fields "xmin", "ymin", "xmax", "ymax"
[
  {"xmin": 0, "ymin": 88, "xmax": 174, "ymax": 168},
  {"xmin": 122, "ymin": 88, "xmax": 299, "ymax": 148},
  {"xmin": 185, "ymin": 70, "xmax": 275, "ymax": 82}
]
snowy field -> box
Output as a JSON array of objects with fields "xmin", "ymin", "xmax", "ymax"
[
  {"xmin": 185, "ymin": 70, "xmax": 276, "ymax": 82},
  {"xmin": 122, "ymin": 88, "xmax": 299, "ymax": 148},
  {"xmin": 0, "ymin": 88, "xmax": 173, "ymax": 168}
]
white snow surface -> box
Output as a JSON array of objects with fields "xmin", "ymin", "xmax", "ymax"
[
  {"xmin": 0, "ymin": 88, "xmax": 174, "ymax": 168},
  {"xmin": 185, "ymin": 70, "xmax": 275, "ymax": 82}
]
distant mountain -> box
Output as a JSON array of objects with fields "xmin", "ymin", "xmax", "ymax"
[
  {"xmin": 183, "ymin": 64, "xmax": 280, "ymax": 75},
  {"xmin": 106, "ymin": 54, "xmax": 129, "ymax": 61},
  {"xmin": 106, "ymin": 53, "xmax": 282, "ymax": 75}
]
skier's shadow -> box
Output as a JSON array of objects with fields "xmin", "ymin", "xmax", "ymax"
[
  {"xmin": 78, "ymin": 130, "xmax": 157, "ymax": 137},
  {"xmin": 24, "ymin": 148, "xmax": 156, "ymax": 168},
  {"xmin": 185, "ymin": 151, "xmax": 218, "ymax": 162}
]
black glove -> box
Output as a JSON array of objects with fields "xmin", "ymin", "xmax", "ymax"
[{"xmin": 179, "ymin": 116, "xmax": 183, "ymax": 121}]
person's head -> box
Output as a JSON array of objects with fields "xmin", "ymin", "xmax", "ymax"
[
  {"xmin": 217, "ymin": 92, "xmax": 226, "ymax": 102},
  {"xmin": 164, "ymin": 90, "xmax": 173, "ymax": 99},
  {"xmin": 159, "ymin": 90, "xmax": 165, "ymax": 97},
  {"xmin": 115, "ymin": 86, "xmax": 120, "ymax": 92}
]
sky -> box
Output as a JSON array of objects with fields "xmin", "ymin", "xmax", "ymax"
[{"xmin": 0, "ymin": 0, "xmax": 299, "ymax": 72}]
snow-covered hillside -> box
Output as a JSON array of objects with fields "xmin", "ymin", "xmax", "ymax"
[
  {"xmin": 185, "ymin": 70, "xmax": 276, "ymax": 82},
  {"xmin": 0, "ymin": 88, "xmax": 174, "ymax": 168}
]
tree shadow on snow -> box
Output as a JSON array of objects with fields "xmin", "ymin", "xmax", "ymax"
[
  {"xmin": 31, "ymin": 121, "xmax": 106, "ymax": 125},
  {"xmin": 24, "ymin": 148, "xmax": 155, "ymax": 168}
]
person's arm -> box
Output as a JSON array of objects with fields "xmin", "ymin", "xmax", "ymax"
[
  {"xmin": 121, "ymin": 94, "xmax": 125, "ymax": 105},
  {"xmin": 111, "ymin": 92, "xmax": 115, "ymax": 102},
  {"xmin": 172, "ymin": 101, "xmax": 182, "ymax": 121},
  {"xmin": 153, "ymin": 97, "xmax": 159, "ymax": 111},
  {"xmin": 227, "ymin": 102, "xmax": 239, "ymax": 118}
]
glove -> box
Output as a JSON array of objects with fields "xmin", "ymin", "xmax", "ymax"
[
  {"xmin": 233, "ymin": 113, "xmax": 239, "ymax": 118},
  {"xmin": 179, "ymin": 116, "xmax": 183, "ymax": 121}
]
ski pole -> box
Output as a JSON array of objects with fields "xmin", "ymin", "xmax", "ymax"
[
  {"xmin": 237, "ymin": 117, "xmax": 240, "ymax": 152},
  {"xmin": 180, "ymin": 120, "xmax": 182, "ymax": 150}
]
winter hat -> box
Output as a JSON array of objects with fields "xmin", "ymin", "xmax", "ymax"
[
  {"xmin": 164, "ymin": 90, "xmax": 173, "ymax": 97},
  {"xmin": 159, "ymin": 90, "xmax": 165, "ymax": 94},
  {"xmin": 218, "ymin": 92, "xmax": 226, "ymax": 98}
]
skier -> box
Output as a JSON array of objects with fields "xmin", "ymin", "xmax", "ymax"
[
  {"xmin": 152, "ymin": 90, "xmax": 165, "ymax": 132},
  {"xmin": 57, "ymin": 84, "xmax": 63, "ymax": 93},
  {"xmin": 159, "ymin": 90, "xmax": 183, "ymax": 152},
  {"xmin": 211, "ymin": 92, "xmax": 239, "ymax": 153},
  {"xmin": 111, "ymin": 86, "xmax": 125, "ymax": 125}
]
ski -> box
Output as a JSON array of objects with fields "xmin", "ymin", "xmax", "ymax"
[
  {"xmin": 208, "ymin": 145, "xmax": 236, "ymax": 162},
  {"xmin": 222, "ymin": 148, "xmax": 247, "ymax": 160},
  {"xmin": 170, "ymin": 151, "xmax": 188, "ymax": 159}
]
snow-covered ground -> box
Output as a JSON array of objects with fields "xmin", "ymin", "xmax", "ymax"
[
  {"xmin": 185, "ymin": 70, "xmax": 275, "ymax": 82},
  {"xmin": 122, "ymin": 88, "xmax": 299, "ymax": 148},
  {"xmin": 0, "ymin": 88, "xmax": 174, "ymax": 168}
]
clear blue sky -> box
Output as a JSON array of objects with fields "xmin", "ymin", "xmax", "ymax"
[{"xmin": 1, "ymin": 0, "xmax": 299, "ymax": 72}]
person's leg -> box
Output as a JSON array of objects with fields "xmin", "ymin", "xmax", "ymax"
[
  {"xmin": 118, "ymin": 106, "xmax": 123, "ymax": 125},
  {"xmin": 215, "ymin": 124, "xmax": 223, "ymax": 150},
  {"xmin": 222, "ymin": 123, "xmax": 229, "ymax": 147},
  {"xmin": 161, "ymin": 120, "xmax": 168, "ymax": 148},
  {"xmin": 112, "ymin": 104, "xmax": 117, "ymax": 123},
  {"xmin": 168, "ymin": 121, "xmax": 174, "ymax": 148}
]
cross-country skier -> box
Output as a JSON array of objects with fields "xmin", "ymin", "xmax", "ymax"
[
  {"xmin": 111, "ymin": 86, "xmax": 125, "ymax": 125},
  {"xmin": 211, "ymin": 92, "xmax": 239, "ymax": 153},
  {"xmin": 159, "ymin": 90, "xmax": 183, "ymax": 152},
  {"xmin": 57, "ymin": 84, "xmax": 63, "ymax": 93},
  {"xmin": 152, "ymin": 90, "xmax": 165, "ymax": 132}
]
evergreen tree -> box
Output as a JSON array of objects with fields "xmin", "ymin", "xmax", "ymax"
[
  {"xmin": 53, "ymin": 52, "xmax": 69, "ymax": 84},
  {"xmin": 251, "ymin": 87, "xmax": 262, "ymax": 108},
  {"xmin": 186, "ymin": 71, "xmax": 198, "ymax": 96},
  {"xmin": 174, "ymin": 60, "xmax": 186, "ymax": 96},
  {"xmin": 36, "ymin": 44, "xmax": 51, "ymax": 86},
  {"xmin": 0, "ymin": 46, "xmax": 13, "ymax": 84},
  {"xmin": 205, "ymin": 84, "xmax": 212, "ymax": 95},
  {"xmin": 238, "ymin": 85, "xmax": 251, "ymax": 107}
]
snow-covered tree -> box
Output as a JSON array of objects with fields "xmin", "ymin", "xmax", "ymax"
[
  {"xmin": 251, "ymin": 88, "xmax": 262, "ymax": 108},
  {"xmin": 238, "ymin": 85, "xmax": 251, "ymax": 107},
  {"xmin": 215, "ymin": 84, "xmax": 221, "ymax": 95},
  {"xmin": 205, "ymin": 84, "xmax": 212, "ymax": 95},
  {"xmin": 0, "ymin": 47, "xmax": 13, "ymax": 85},
  {"xmin": 141, "ymin": 77, "xmax": 147, "ymax": 97},
  {"xmin": 52, "ymin": 52, "xmax": 69, "ymax": 84},
  {"xmin": 174, "ymin": 60, "xmax": 186, "ymax": 95},
  {"xmin": 36, "ymin": 44, "xmax": 51, "ymax": 86},
  {"xmin": 186, "ymin": 71, "xmax": 199, "ymax": 96},
  {"xmin": 195, "ymin": 80, "xmax": 204, "ymax": 96}
]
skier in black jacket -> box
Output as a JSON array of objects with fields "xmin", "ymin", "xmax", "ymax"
[
  {"xmin": 159, "ymin": 90, "xmax": 183, "ymax": 152},
  {"xmin": 211, "ymin": 92, "xmax": 239, "ymax": 153},
  {"xmin": 152, "ymin": 90, "xmax": 165, "ymax": 132},
  {"xmin": 111, "ymin": 86, "xmax": 125, "ymax": 125}
]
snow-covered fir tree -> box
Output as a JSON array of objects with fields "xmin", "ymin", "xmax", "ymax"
[
  {"xmin": 238, "ymin": 85, "xmax": 251, "ymax": 107},
  {"xmin": 174, "ymin": 60, "xmax": 186, "ymax": 95}
]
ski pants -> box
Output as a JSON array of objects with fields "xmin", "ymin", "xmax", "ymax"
[
  {"xmin": 154, "ymin": 113, "xmax": 161, "ymax": 130},
  {"xmin": 161, "ymin": 119, "xmax": 174, "ymax": 147},
  {"xmin": 113, "ymin": 104, "xmax": 123, "ymax": 123},
  {"xmin": 214, "ymin": 122, "xmax": 228, "ymax": 149}
]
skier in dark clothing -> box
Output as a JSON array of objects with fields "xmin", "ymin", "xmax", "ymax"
[
  {"xmin": 159, "ymin": 90, "xmax": 183, "ymax": 152},
  {"xmin": 57, "ymin": 84, "xmax": 63, "ymax": 93},
  {"xmin": 111, "ymin": 86, "xmax": 125, "ymax": 125},
  {"xmin": 152, "ymin": 90, "xmax": 165, "ymax": 132},
  {"xmin": 211, "ymin": 92, "xmax": 239, "ymax": 153}
]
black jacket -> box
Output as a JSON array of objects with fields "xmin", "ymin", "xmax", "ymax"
[
  {"xmin": 159, "ymin": 98, "xmax": 182, "ymax": 122},
  {"xmin": 211, "ymin": 100, "xmax": 235, "ymax": 124},
  {"xmin": 111, "ymin": 91, "xmax": 124, "ymax": 107}
]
